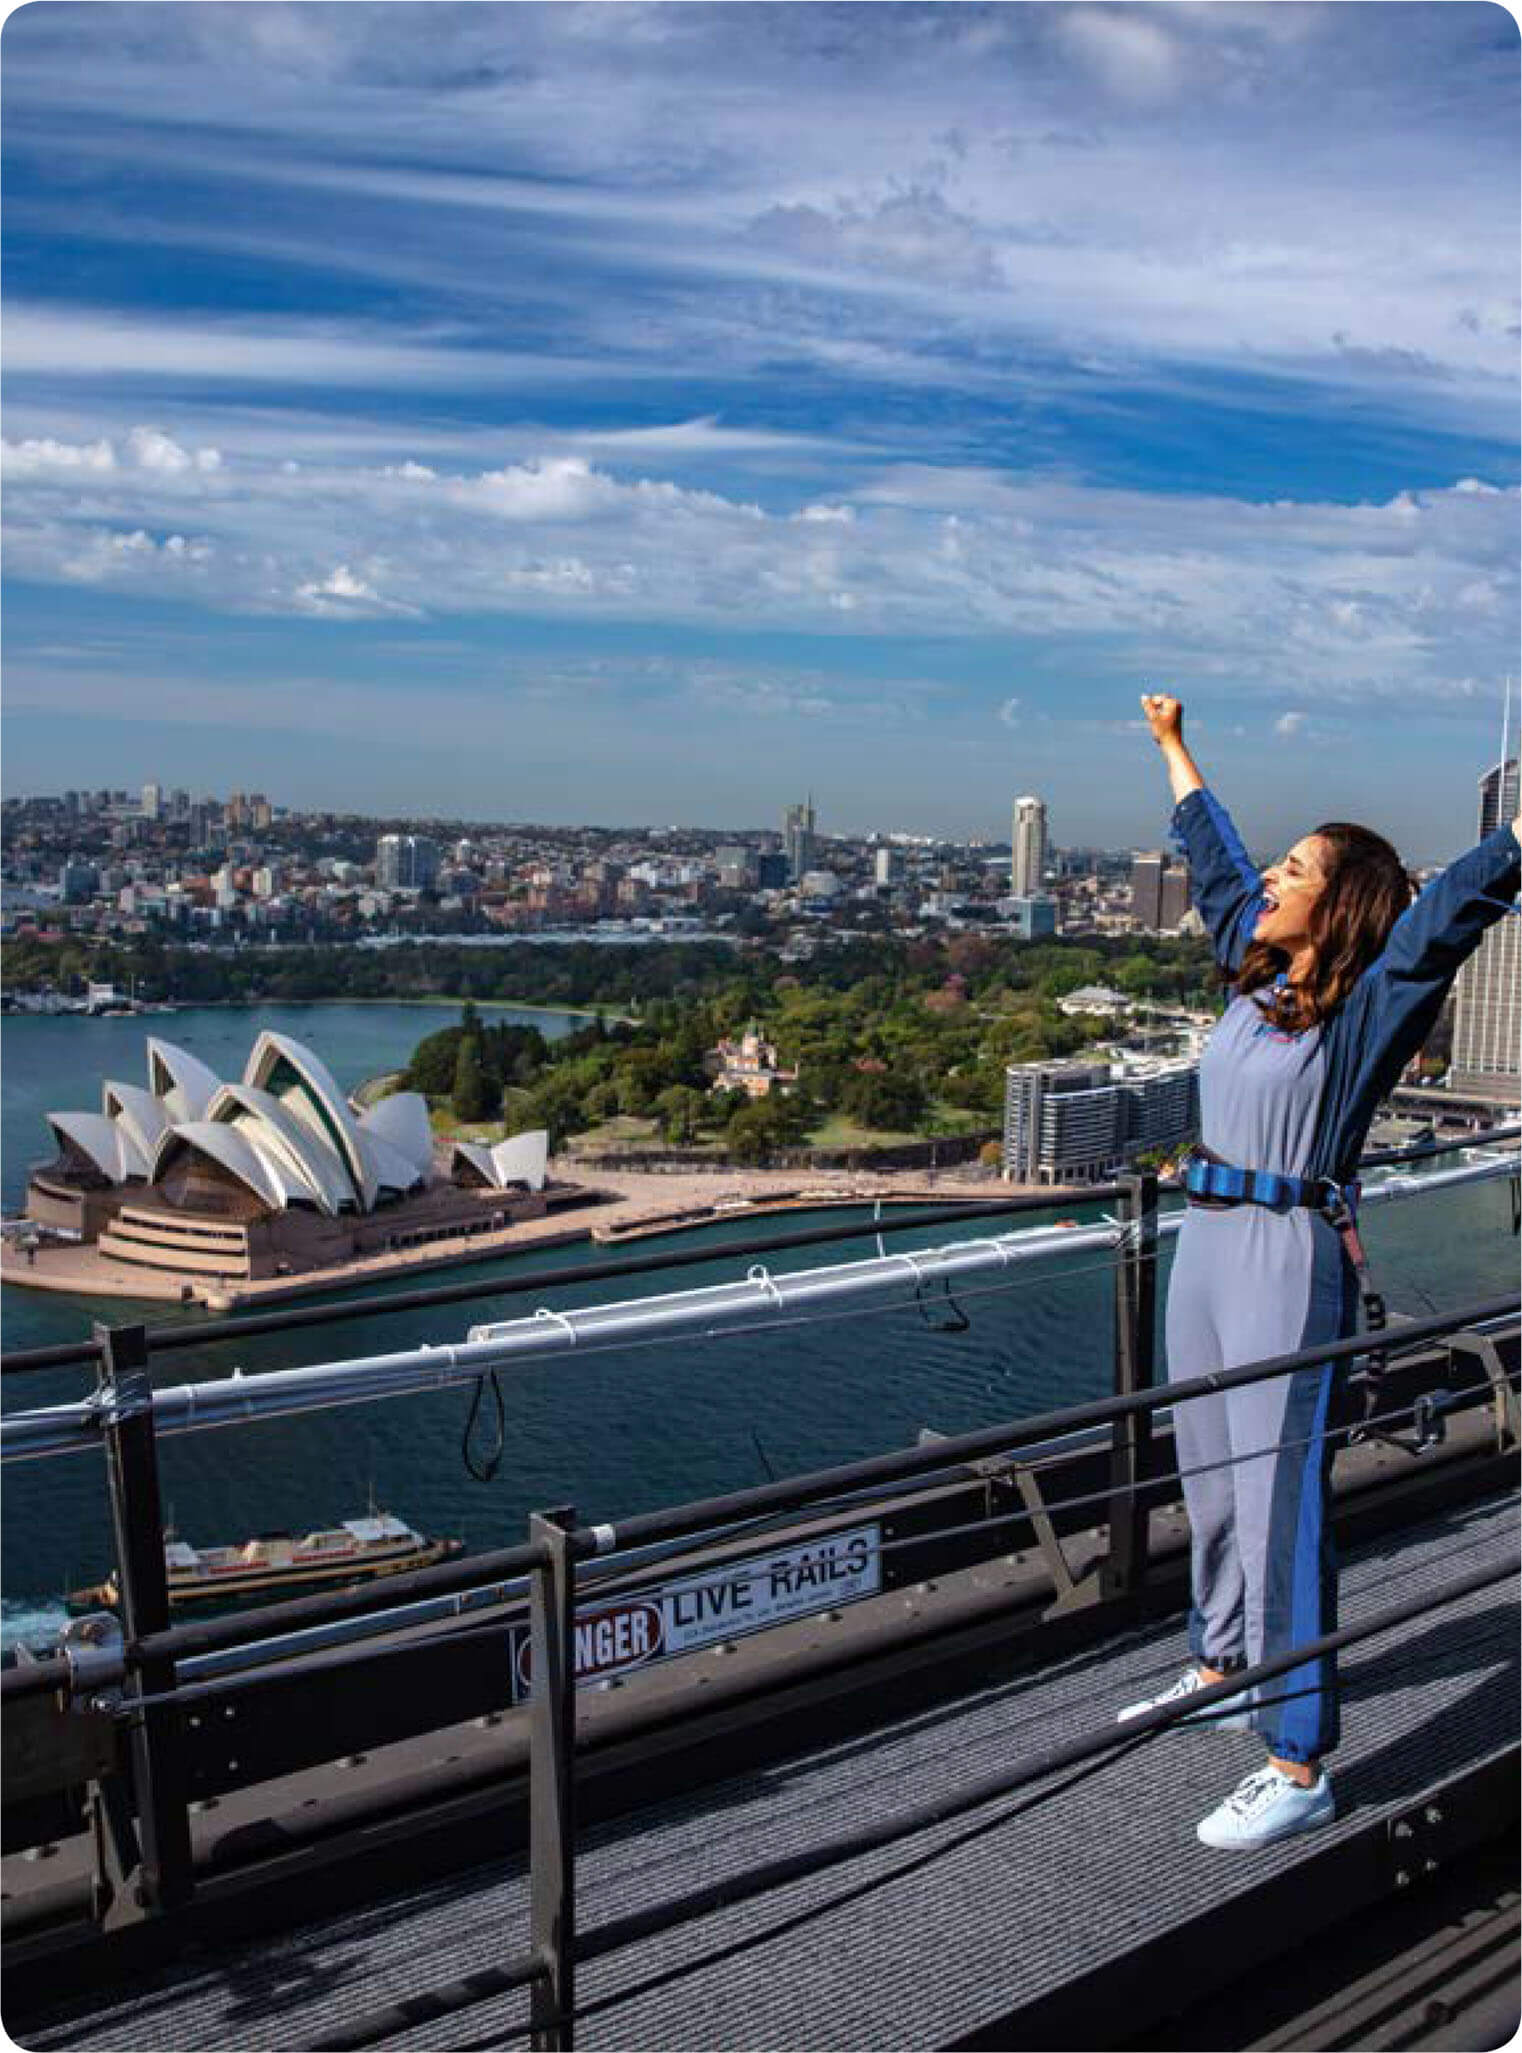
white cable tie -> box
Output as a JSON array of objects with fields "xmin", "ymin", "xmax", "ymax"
[
  {"xmin": 533, "ymin": 1307, "xmax": 580, "ymax": 1347},
  {"xmin": 955, "ymin": 1236, "xmax": 1014, "ymax": 1270},
  {"xmin": 589, "ymin": 1522, "xmax": 617, "ymax": 1557},
  {"xmin": 893, "ymin": 1249, "xmax": 930, "ymax": 1291},
  {"xmin": 747, "ymin": 1263, "xmax": 785, "ymax": 1309}
]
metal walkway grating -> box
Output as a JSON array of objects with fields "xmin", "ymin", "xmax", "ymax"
[{"xmin": 17, "ymin": 1488, "xmax": 1519, "ymax": 2052}]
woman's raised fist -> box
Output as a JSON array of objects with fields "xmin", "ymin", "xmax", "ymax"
[{"xmin": 1140, "ymin": 693, "xmax": 1184, "ymax": 746}]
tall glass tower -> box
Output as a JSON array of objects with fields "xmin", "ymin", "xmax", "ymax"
[
  {"xmin": 1450, "ymin": 756, "xmax": 1519, "ymax": 1104},
  {"xmin": 1010, "ymin": 795, "xmax": 1048, "ymax": 899}
]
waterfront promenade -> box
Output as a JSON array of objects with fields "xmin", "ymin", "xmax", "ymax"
[{"xmin": 0, "ymin": 1159, "xmax": 1040, "ymax": 1311}]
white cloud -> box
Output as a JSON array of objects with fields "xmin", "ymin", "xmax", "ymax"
[
  {"xmin": 2, "ymin": 435, "xmax": 116, "ymax": 475},
  {"xmin": 127, "ymin": 426, "xmax": 221, "ymax": 473},
  {"xmin": 0, "ymin": 304, "xmax": 684, "ymax": 393},
  {"xmin": 997, "ymin": 697, "xmax": 1022, "ymax": 728},
  {"xmin": 3, "ymin": 427, "xmax": 1512, "ymax": 713},
  {"xmin": 1275, "ymin": 712, "xmax": 1307, "ymax": 737},
  {"xmin": 1, "ymin": 7, "xmax": 1513, "ymax": 439},
  {"xmin": 1058, "ymin": 7, "xmax": 1183, "ymax": 104},
  {"xmin": 294, "ymin": 562, "xmax": 420, "ymax": 618}
]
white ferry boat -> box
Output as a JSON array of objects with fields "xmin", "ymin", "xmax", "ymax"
[{"xmin": 67, "ymin": 1513, "xmax": 464, "ymax": 1610}]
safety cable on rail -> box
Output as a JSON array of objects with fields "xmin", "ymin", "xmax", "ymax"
[
  {"xmin": 310, "ymin": 1548, "xmax": 1517, "ymax": 2051},
  {"xmin": 9, "ymin": 1160, "xmax": 1513, "ymax": 1473}
]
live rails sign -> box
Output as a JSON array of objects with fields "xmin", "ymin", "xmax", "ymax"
[{"xmin": 510, "ymin": 1522, "xmax": 881, "ymax": 1701}]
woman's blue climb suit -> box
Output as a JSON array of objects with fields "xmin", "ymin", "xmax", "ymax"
[{"xmin": 1166, "ymin": 788, "xmax": 1520, "ymax": 1765}]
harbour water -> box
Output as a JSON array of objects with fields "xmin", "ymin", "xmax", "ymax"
[{"xmin": 2, "ymin": 1004, "xmax": 1516, "ymax": 1649}]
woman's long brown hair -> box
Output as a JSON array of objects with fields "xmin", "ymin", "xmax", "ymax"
[{"xmin": 1234, "ymin": 822, "xmax": 1415, "ymax": 1033}]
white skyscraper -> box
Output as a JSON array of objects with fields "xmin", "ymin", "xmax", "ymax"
[
  {"xmin": 1451, "ymin": 754, "xmax": 1520, "ymax": 1104},
  {"xmin": 1011, "ymin": 796, "xmax": 1048, "ymax": 899},
  {"xmin": 140, "ymin": 782, "xmax": 162, "ymax": 821}
]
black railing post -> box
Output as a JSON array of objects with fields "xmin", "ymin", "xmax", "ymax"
[
  {"xmin": 529, "ymin": 1507, "xmax": 578, "ymax": 2051},
  {"xmin": 1104, "ymin": 1173, "xmax": 1158, "ymax": 1602},
  {"xmin": 94, "ymin": 1320, "xmax": 193, "ymax": 1917}
]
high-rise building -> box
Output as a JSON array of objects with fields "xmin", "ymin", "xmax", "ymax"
[
  {"xmin": 1130, "ymin": 852, "xmax": 1191, "ymax": 932},
  {"xmin": 874, "ymin": 846, "xmax": 905, "ymax": 888},
  {"xmin": 784, "ymin": 796, "xmax": 817, "ymax": 882},
  {"xmin": 1158, "ymin": 864, "xmax": 1192, "ymax": 931},
  {"xmin": 716, "ymin": 846, "xmax": 757, "ymax": 891},
  {"xmin": 1130, "ymin": 852, "xmax": 1166, "ymax": 929},
  {"xmin": 1003, "ymin": 1055, "xmax": 1199, "ymax": 1185},
  {"xmin": 1451, "ymin": 756, "xmax": 1520, "ymax": 1103},
  {"xmin": 1010, "ymin": 796, "xmax": 1048, "ymax": 898},
  {"xmin": 140, "ymin": 782, "xmax": 162, "ymax": 821},
  {"xmin": 376, "ymin": 834, "xmax": 441, "ymax": 892}
]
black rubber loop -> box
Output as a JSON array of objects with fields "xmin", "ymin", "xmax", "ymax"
[{"xmin": 462, "ymin": 1368, "xmax": 506, "ymax": 1483}]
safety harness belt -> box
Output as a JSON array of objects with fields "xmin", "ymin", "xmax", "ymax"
[{"xmin": 1182, "ymin": 1148, "xmax": 1391, "ymax": 1423}]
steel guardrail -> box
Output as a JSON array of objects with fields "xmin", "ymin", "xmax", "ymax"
[{"xmin": 3, "ymin": 1289, "xmax": 1513, "ymax": 1700}]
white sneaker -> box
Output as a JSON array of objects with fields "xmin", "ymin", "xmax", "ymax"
[
  {"xmin": 1196, "ymin": 1764, "xmax": 1334, "ymax": 1849},
  {"xmin": 1116, "ymin": 1664, "xmax": 1255, "ymax": 1732}
]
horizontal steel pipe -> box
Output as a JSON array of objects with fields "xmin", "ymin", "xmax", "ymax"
[
  {"xmin": 1357, "ymin": 1123, "xmax": 1518, "ymax": 1168},
  {"xmin": 2, "ymin": 1155, "xmax": 1514, "ymax": 1466},
  {"xmin": 0, "ymin": 1655, "xmax": 71, "ymax": 1704},
  {"xmin": 126, "ymin": 1534, "xmax": 549, "ymax": 1670},
  {"xmin": 0, "ymin": 1223, "xmax": 1124, "ymax": 1462}
]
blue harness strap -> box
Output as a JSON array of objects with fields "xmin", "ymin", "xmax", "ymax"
[
  {"xmin": 1181, "ymin": 1156, "xmax": 1331, "ymax": 1211},
  {"xmin": 1182, "ymin": 1147, "xmax": 1392, "ymax": 1437}
]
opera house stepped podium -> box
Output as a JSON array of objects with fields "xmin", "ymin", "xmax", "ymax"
[{"xmin": 19, "ymin": 1031, "xmax": 566, "ymax": 1291}]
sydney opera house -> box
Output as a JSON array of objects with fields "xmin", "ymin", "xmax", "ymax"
[{"xmin": 23, "ymin": 1033, "xmax": 569, "ymax": 1290}]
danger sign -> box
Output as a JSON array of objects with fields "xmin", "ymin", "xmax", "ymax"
[{"xmin": 511, "ymin": 1523, "xmax": 880, "ymax": 1701}]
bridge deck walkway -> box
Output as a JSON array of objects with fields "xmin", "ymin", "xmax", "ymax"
[{"xmin": 19, "ymin": 1488, "xmax": 1519, "ymax": 2051}]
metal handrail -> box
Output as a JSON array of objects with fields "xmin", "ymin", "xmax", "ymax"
[
  {"xmin": 2, "ymin": 1152, "xmax": 1513, "ymax": 1464},
  {"xmin": 4, "ymin": 1125, "xmax": 1514, "ymax": 1378},
  {"xmin": 572, "ymin": 1293, "xmax": 1520, "ymax": 1562},
  {"xmin": 4, "ymin": 1289, "xmax": 1512, "ymax": 1699}
]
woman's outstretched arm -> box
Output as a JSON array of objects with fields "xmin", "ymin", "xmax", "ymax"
[
  {"xmin": 1140, "ymin": 693, "xmax": 1205, "ymax": 805},
  {"xmin": 1141, "ymin": 692, "xmax": 1263, "ymax": 973}
]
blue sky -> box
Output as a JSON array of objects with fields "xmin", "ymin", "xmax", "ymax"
[{"xmin": 2, "ymin": 1, "xmax": 1517, "ymax": 857}]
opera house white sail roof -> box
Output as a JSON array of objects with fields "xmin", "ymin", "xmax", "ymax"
[
  {"xmin": 44, "ymin": 1034, "xmax": 446, "ymax": 1217},
  {"xmin": 43, "ymin": 1031, "xmax": 552, "ymax": 1220}
]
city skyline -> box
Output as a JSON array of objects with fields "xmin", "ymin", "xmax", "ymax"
[{"xmin": 3, "ymin": 4, "xmax": 1518, "ymax": 860}]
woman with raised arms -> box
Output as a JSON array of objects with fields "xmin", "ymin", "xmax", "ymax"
[{"xmin": 1120, "ymin": 693, "xmax": 1520, "ymax": 1848}]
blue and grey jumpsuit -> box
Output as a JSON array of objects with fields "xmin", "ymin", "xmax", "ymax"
[{"xmin": 1166, "ymin": 788, "xmax": 1520, "ymax": 1764}]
